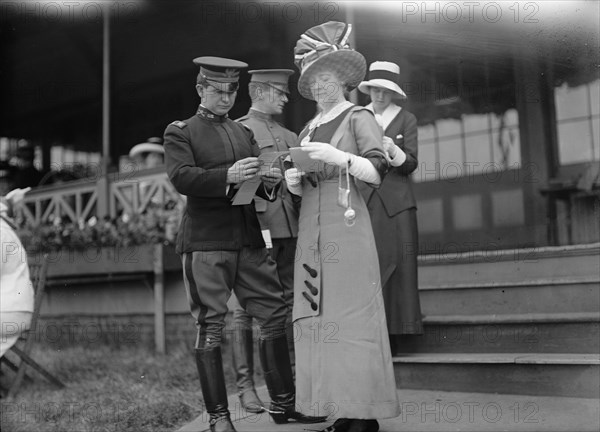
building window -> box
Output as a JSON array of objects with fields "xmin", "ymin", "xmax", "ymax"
[
  {"xmin": 554, "ymin": 79, "xmax": 600, "ymax": 165},
  {"xmin": 413, "ymin": 109, "xmax": 521, "ymax": 183}
]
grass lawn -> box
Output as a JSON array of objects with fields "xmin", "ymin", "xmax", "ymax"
[{"xmin": 1, "ymin": 341, "xmax": 264, "ymax": 432}]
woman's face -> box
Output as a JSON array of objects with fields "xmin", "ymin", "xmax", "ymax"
[
  {"xmin": 309, "ymin": 70, "xmax": 344, "ymax": 104},
  {"xmin": 370, "ymin": 87, "xmax": 394, "ymax": 112}
]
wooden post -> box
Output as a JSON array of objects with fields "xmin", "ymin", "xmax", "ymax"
[
  {"xmin": 98, "ymin": 3, "xmax": 111, "ymax": 218},
  {"xmin": 153, "ymin": 243, "xmax": 166, "ymax": 354},
  {"xmin": 514, "ymin": 45, "xmax": 559, "ymax": 246}
]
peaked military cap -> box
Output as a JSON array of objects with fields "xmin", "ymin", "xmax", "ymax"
[
  {"xmin": 248, "ymin": 69, "xmax": 294, "ymax": 94},
  {"xmin": 193, "ymin": 56, "xmax": 248, "ymax": 91}
]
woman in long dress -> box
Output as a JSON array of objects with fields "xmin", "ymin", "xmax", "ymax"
[
  {"xmin": 357, "ymin": 61, "xmax": 423, "ymax": 353},
  {"xmin": 285, "ymin": 21, "xmax": 400, "ymax": 432}
]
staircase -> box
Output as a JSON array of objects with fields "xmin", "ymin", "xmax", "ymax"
[{"xmin": 395, "ymin": 243, "xmax": 600, "ymax": 398}]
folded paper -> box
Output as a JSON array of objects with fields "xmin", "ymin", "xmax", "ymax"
[
  {"xmin": 231, "ymin": 151, "xmax": 289, "ymax": 206},
  {"xmin": 289, "ymin": 147, "xmax": 324, "ymax": 173}
]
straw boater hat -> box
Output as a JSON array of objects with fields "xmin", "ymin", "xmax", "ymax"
[
  {"xmin": 358, "ymin": 61, "xmax": 407, "ymax": 100},
  {"xmin": 128, "ymin": 137, "xmax": 164, "ymax": 159},
  {"xmin": 294, "ymin": 21, "xmax": 366, "ymax": 101}
]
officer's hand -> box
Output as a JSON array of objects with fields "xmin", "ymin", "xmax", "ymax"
[
  {"xmin": 301, "ymin": 142, "xmax": 347, "ymax": 167},
  {"xmin": 227, "ymin": 157, "xmax": 260, "ymax": 184},
  {"xmin": 284, "ymin": 167, "xmax": 305, "ymax": 186},
  {"xmin": 261, "ymin": 168, "xmax": 282, "ymax": 189}
]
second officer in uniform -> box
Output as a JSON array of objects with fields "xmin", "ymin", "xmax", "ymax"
[{"xmin": 230, "ymin": 69, "xmax": 299, "ymax": 413}]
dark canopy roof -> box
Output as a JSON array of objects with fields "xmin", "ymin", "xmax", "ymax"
[{"xmin": 1, "ymin": 0, "xmax": 598, "ymax": 161}]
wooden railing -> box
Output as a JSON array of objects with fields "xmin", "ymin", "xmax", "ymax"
[
  {"xmin": 15, "ymin": 167, "xmax": 183, "ymax": 224},
  {"xmin": 13, "ymin": 167, "xmax": 183, "ymax": 354}
]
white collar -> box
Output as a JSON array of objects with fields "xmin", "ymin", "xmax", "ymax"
[
  {"xmin": 308, "ymin": 101, "xmax": 354, "ymax": 131},
  {"xmin": 366, "ymin": 103, "xmax": 401, "ymax": 131}
]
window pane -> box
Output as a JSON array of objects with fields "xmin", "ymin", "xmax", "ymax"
[
  {"xmin": 493, "ymin": 126, "xmax": 521, "ymax": 169},
  {"xmin": 555, "ymin": 83, "xmax": 589, "ymax": 120},
  {"xmin": 503, "ymin": 109, "xmax": 519, "ymax": 127},
  {"xmin": 465, "ymin": 133, "xmax": 492, "ymax": 175},
  {"xmin": 419, "ymin": 124, "xmax": 436, "ymax": 143},
  {"xmin": 463, "ymin": 113, "xmax": 489, "ymax": 133},
  {"xmin": 558, "ymin": 119, "xmax": 594, "ymax": 164},
  {"xmin": 492, "ymin": 189, "xmax": 525, "ymax": 227},
  {"xmin": 0, "ymin": 137, "xmax": 8, "ymax": 160},
  {"xmin": 452, "ymin": 194, "xmax": 482, "ymax": 230},
  {"xmin": 437, "ymin": 119, "xmax": 461, "ymax": 138},
  {"xmin": 439, "ymin": 137, "xmax": 463, "ymax": 179}
]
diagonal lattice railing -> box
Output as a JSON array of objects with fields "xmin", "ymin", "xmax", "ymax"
[{"xmin": 14, "ymin": 168, "xmax": 183, "ymax": 224}]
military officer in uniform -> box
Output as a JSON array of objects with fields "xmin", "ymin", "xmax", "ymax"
[
  {"xmin": 229, "ymin": 69, "xmax": 299, "ymax": 413},
  {"xmin": 163, "ymin": 57, "xmax": 325, "ymax": 432}
]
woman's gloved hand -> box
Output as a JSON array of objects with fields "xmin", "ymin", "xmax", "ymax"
[{"xmin": 301, "ymin": 142, "xmax": 348, "ymax": 167}]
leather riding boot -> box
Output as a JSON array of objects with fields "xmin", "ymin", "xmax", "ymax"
[
  {"xmin": 231, "ymin": 328, "xmax": 264, "ymax": 413},
  {"xmin": 258, "ymin": 334, "xmax": 328, "ymax": 425},
  {"xmin": 286, "ymin": 320, "xmax": 296, "ymax": 379},
  {"xmin": 194, "ymin": 347, "xmax": 236, "ymax": 432}
]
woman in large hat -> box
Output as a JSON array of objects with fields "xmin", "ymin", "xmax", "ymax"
[
  {"xmin": 285, "ymin": 21, "xmax": 399, "ymax": 432},
  {"xmin": 357, "ymin": 62, "xmax": 424, "ymax": 352}
]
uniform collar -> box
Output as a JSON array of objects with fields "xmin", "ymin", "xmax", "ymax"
[
  {"xmin": 248, "ymin": 108, "xmax": 273, "ymax": 121},
  {"xmin": 197, "ymin": 104, "xmax": 228, "ymax": 122}
]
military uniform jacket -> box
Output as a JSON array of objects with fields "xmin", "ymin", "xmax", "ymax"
[
  {"xmin": 164, "ymin": 105, "xmax": 275, "ymax": 254},
  {"xmin": 236, "ymin": 109, "xmax": 299, "ymax": 239}
]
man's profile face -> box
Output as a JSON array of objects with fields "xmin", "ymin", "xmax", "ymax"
[
  {"xmin": 197, "ymin": 83, "xmax": 237, "ymax": 116},
  {"xmin": 256, "ymin": 85, "xmax": 288, "ymax": 115}
]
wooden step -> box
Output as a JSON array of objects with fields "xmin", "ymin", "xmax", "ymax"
[
  {"xmin": 394, "ymin": 353, "xmax": 600, "ymax": 398},
  {"xmin": 418, "ymin": 278, "xmax": 600, "ymax": 316},
  {"xmin": 418, "ymin": 242, "xmax": 600, "ymax": 287},
  {"xmin": 397, "ymin": 313, "xmax": 600, "ymax": 354}
]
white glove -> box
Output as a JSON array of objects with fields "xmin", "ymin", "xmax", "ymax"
[
  {"xmin": 382, "ymin": 136, "xmax": 396, "ymax": 157},
  {"xmin": 284, "ymin": 167, "xmax": 304, "ymax": 197},
  {"xmin": 383, "ymin": 136, "xmax": 406, "ymax": 167},
  {"xmin": 284, "ymin": 167, "xmax": 304, "ymax": 186},
  {"xmin": 301, "ymin": 142, "xmax": 348, "ymax": 167},
  {"xmin": 347, "ymin": 154, "xmax": 381, "ymax": 185}
]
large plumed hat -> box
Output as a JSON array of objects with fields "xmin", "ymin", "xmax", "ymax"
[
  {"xmin": 294, "ymin": 21, "xmax": 366, "ymax": 101},
  {"xmin": 358, "ymin": 61, "xmax": 407, "ymax": 100}
]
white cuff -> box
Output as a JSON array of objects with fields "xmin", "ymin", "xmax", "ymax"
[
  {"xmin": 348, "ymin": 154, "xmax": 381, "ymax": 185},
  {"xmin": 287, "ymin": 182, "xmax": 303, "ymax": 197},
  {"xmin": 388, "ymin": 146, "xmax": 407, "ymax": 167}
]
